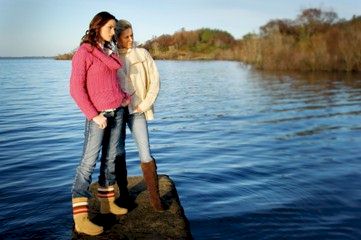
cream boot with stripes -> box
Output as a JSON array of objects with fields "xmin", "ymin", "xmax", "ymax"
[
  {"xmin": 97, "ymin": 185, "xmax": 128, "ymax": 215},
  {"xmin": 72, "ymin": 197, "xmax": 103, "ymax": 236}
]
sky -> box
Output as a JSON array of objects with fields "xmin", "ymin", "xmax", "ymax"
[{"xmin": 0, "ymin": 0, "xmax": 360, "ymax": 57}]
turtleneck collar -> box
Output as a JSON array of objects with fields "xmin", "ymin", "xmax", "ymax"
[{"xmin": 118, "ymin": 47, "xmax": 132, "ymax": 55}]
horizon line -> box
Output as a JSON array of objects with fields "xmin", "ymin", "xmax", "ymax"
[{"xmin": 0, "ymin": 56, "xmax": 54, "ymax": 59}]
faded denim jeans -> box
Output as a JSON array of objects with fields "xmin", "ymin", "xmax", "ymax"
[
  {"xmin": 125, "ymin": 109, "xmax": 153, "ymax": 163},
  {"xmin": 72, "ymin": 107, "xmax": 126, "ymax": 198}
]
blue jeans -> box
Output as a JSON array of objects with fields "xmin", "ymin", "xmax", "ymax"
[
  {"xmin": 72, "ymin": 107, "xmax": 126, "ymax": 198},
  {"xmin": 125, "ymin": 108, "xmax": 152, "ymax": 163}
]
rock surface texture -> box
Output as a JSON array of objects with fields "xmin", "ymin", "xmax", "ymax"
[{"xmin": 72, "ymin": 175, "xmax": 192, "ymax": 239}]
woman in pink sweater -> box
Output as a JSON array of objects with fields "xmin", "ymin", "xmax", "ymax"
[{"xmin": 69, "ymin": 11, "xmax": 130, "ymax": 236}]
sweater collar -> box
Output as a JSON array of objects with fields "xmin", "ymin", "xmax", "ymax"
[{"xmin": 118, "ymin": 47, "xmax": 132, "ymax": 55}]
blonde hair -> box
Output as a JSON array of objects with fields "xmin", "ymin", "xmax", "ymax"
[{"xmin": 115, "ymin": 19, "xmax": 132, "ymax": 40}]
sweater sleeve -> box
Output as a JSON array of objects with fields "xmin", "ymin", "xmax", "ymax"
[
  {"xmin": 69, "ymin": 48, "xmax": 99, "ymax": 120},
  {"xmin": 138, "ymin": 49, "xmax": 160, "ymax": 112}
]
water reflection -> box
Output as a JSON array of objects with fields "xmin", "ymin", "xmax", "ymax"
[
  {"xmin": 248, "ymin": 69, "xmax": 361, "ymax": 98},
  {"xmin": 0, "ymin": 60, "xmax": 360, "ymax": 239}
]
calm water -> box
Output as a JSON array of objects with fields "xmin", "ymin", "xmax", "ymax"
[{"xmin": 0, "ymin": 59, "xmax": 360, "ymax": 240}]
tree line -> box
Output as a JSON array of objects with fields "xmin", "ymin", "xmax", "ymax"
[
  {"xmin": 56, "ymin": 8, "xmax": 361, "ymax": 72},
  {"xmin": 238, "ymin": 8, "xmax": 361, "ymax": 72}
]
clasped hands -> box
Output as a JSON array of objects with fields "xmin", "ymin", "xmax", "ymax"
[{"xmin": 93, "ymin": 92, "xmax": 141, "ymax": 129}]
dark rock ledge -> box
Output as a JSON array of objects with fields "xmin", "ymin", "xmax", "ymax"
[{"xmin": 72, "ymin": 175, "xmax": 193, "ymax": 239}]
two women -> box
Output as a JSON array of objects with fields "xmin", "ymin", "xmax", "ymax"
[{"xmin": 70, "ymin": 12, "xmax": 162, "ymax": 236}]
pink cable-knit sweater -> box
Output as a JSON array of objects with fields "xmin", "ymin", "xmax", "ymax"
[{"xmin": 70, "ymin": 43, "xmax": 125, "ymax": 120}]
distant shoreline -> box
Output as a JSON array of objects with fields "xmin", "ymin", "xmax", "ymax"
[{"xmin": 0, "ymin": 56, "xmax": 54, "ymax": 59}]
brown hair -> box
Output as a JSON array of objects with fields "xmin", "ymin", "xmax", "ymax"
[{"xmin": 81, "ymin": 11, "xmax": 117, "ymax": 49}]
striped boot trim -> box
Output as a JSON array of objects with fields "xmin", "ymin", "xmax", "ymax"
[
  {"xmin": 72, "ymin": 202, "xmax": 89, "ymax": 215},
  {"xmin": 97, "ymin": 192, "xmax": 116, "ymax": 198},
  {"xmin": 97, "ymin": 186, "xmax": 115, "ymax": 198},
  {"xmin": 97, "ymin": 186, "xmax": 114, "ymax": 191}
]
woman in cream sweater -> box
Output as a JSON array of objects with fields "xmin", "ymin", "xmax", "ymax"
[{"xmin": 114, "ymin": 19, "xmax": 163, "ymax": 211}]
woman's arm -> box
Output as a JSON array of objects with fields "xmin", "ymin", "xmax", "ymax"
[
  {"xmin": 137, "ymin": 49, "xmax": 160, "ymax": 112},
  {"xmin": 69, "ymin": 47, "xmax": 99, "ymax": 120}
]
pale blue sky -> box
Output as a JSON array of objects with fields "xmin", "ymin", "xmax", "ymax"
[{"xmin": 0, "ymin": 0, "xmax": 360, "ymax": 57}]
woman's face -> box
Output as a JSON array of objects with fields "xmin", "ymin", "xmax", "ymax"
[
  {"xmin": 99, "ymin": 19, "xmax": 116, "ymax": 43},
  {"xmin": 118, "ymin": 28, "xmax": 133, "ymax": 49}
]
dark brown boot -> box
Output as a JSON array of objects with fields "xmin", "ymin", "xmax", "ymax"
[
  {"xmin": 115, "ymin": 154, "xmax": 137, "ymax": 210},
  {"xmin": 141, "ymin": 159, "xmax": 164, "ymax": 211}
]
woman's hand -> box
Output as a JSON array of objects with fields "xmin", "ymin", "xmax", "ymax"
[
  {"xmin": 121, "ymin": 92, "xmax": 132, "ymax": 107},
  {"xmin": 92, "ymin": 114, "xmax": 107, "ymax": 129},
  {"xmin": 134, "ymin": 105, "xmax": 142, "ymax": 113},
  {"xmin": 121, "ymin": 96, "xmax": 131, "ymax": 107}
]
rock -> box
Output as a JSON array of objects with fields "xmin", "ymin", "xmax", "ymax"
[{"xmin": 72, "ymin": 175, "xmax": 192, "ymax": 239}]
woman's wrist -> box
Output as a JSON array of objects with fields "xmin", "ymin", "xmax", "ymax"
[{"xmin": 135, "ymin": 105, "xmax": 142, "ymax": 112}]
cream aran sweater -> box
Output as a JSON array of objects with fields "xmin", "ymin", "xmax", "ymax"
[{"xmin": 117, "ymin": 47, "xmax": 160, "ymax": 120}]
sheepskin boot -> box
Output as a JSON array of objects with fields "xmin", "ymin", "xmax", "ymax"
[
  {"xmin": 72, "ymin": 197, "xmax": 103, "ymax": 236},
  {"xmin": 141, "ymin": 159, "xmax": 164, "ymax": 211},
  {"xmin": 97, "ymin": 185, "xmax": 128, "ymax": 215}
]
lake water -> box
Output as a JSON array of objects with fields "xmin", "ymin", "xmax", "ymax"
[{"xmin": 0, "ymin": 59, "xmax": 360, "ymax": 240}]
